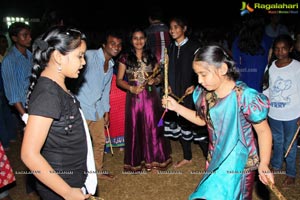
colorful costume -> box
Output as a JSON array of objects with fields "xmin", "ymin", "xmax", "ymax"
[
  {"xmin": 189, "ymin": 81, "xmax": 269, "ymax": 200},
  {"xmin": 119, "ymin": 55, "xmax": 172, "ymax": 171},
  {"xmin": 0, "ymin": 142, "xmax": 15, "ymax": 189}
]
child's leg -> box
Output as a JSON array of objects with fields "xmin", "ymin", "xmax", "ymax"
[{"xmin": 268, "ymin": 117, "xmax": 284, "ymax": 170}]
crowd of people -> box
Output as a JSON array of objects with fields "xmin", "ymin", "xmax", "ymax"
[{"xmin": 0, "ymin": 6, "xmax": 300, "ymax": 200}]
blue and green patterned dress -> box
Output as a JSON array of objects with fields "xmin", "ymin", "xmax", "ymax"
[{"xmin": 189, "ymin": 81, "xmax": 269, "ymax": 200}]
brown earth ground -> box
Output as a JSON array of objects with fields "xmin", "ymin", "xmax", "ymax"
[{"xmin": 5, "ymin": 136, "xmax": 300, "ymax": 200}]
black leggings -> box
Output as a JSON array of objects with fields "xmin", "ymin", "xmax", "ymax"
[{"xmin": 180, "ymin": 138, "xmax": 192, "ymax": 160}]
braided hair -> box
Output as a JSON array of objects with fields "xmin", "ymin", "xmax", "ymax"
[{"xmin": 26, "ymin": 26, "xmax": 86, "ymax": 109}]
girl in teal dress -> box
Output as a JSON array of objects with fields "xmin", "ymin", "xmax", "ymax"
[{"xmin": 162, "ymin": 45, "xmax": 274, "ymax": 200}]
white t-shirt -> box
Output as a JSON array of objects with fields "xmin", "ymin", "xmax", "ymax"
[{"xmin": 263, "ymin": 59, "xmax": 300, "ymax": 121}]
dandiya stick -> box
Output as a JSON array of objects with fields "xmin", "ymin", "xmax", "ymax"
[
  {"xmin": 284, "ymin": 125, "xmax": 300, "ymax": 158},
  {"xmin": 141, "ymin": 66, "xmax": 161, "ymax": 87},
  {"xmin": 164, "ymin": 48, "xmax": 169, "ymax": 99},
  {"xmin": 157, "ymin": 109, "xmax": 168, "ymax": 127},
  {"xmin": 158, "ymin": 48, "xmax": 169, "ymax": 127},
  {"xmin": 169, "ymin": 92, "xmax": 181, "ymax": 101},
  {"xmin": 88, "ymin": 196, "xmax": 104, "ymax": 200},
  {"xmin": 158, "ymin": 93, "xmax": 189, "ymax": 127},
  {"xmin": 105, "ymin": 125, "xmax": 114, "ymax": 156},
  {"xmin": 177, "ymin": 93, "xmax": 188, "ymax": 103},
  {"xmin": 266, "ymin": 176, "xmax": 287, "ymax": 200}
]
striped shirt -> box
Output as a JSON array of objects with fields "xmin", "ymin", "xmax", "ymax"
[{"xmin": 1, "ymin": 46, "xmax": 32, "ymax": 106}]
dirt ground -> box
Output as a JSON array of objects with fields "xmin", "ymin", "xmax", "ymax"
[{"xmin": 5, "ymin": 136, "xmax": 300, "ymax": 200}]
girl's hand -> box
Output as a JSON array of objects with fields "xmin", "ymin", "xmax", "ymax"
[
  {"xmin": 64, "ymin": 188, "xmax": 90, "ymax": 200},
  {"xmin": 258, "ymin": 163, "xmax": 274, "ymax": 185},
  {"xmin": 297, "ymin": 118, "xmax": 300, "ymax": 126},
  {"xmin": 148, "ymin": 77, "xmax": 160, "ymax": 86},
  {"xmin": 104, "ymin": 112, "xmax": 109, "ymax": 126},
  {"xmin": 130, "ymin": 85, "xmax": 145, "ymax": 94},
  {"xmin": 147, "ymin": 78, "xmax": 155, "ymax": 85},
  {"xmin": 162, "ymin": 96, "xmax": 178, "ymax": 111}
]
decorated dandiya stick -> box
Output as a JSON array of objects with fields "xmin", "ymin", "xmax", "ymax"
[
  {"xmin": 158, "ymin": 48, "xmax": 169, "ymax": 127},
  {"xmin": 164, "ymin": 48, "xmax": 169, "ymax": 99},
  {"xmin": 169, "ymin": 87, "xmax": 194, "ymax": 103},
  {"xmin": 177, "ymin": 93, "xmax": 188, "ymax": 103},
  {"xmin": 284, "ymin": 125, "xmax": 300, "ymax": 158},
  {"xmin": 105, "ymin": 125, "xmax": 114, "ymax": 156},
  {"xmin": 266, "ymin": 176, "xmax": 287, "ymax": 200},
  {"xmin": 158, "ymin": 93, "xmax": 190, "ymax": 127},
  {"xmin": 141, "ymin": 66, "xmax": 161, "ymax": 87}
]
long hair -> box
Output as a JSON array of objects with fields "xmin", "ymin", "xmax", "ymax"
[
  {"xmin": 126, "ymin": 27, "xmax": 157, "ymax": 69},
  {"xmin": 26, "ymin": 26, "xmax": 86, "ymax": 109},
  {"xmin": 169, "ymin": 16, "xmax": 191, "ymax": 37},
  {"xmin": 194, "ymin": 45, "xmax": 240, "ymax": 120}
]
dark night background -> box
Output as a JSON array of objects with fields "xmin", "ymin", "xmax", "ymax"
[
  {"xmin": 0, "ymin": 0, "xmax": 242, "ymax": 29},
  {"xmin": 0, "ymin": 0, "xmax": 299, "ymax": 46}
]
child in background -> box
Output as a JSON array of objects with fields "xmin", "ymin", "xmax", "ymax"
[{"xmin": 263, "ymin": 34, "xmax": 300, "ymax": 187}]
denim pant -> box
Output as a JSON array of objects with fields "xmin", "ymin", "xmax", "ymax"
[
  {"xmin": 0, "ymin": 94, "xmax": 17, "ymax": 149},
  {"xmin": 0, "ymin": 190, "xmax": 9, "ymax": 198},
  {"xmin": 269, "ymin": 117, "xmax": 298, "ymax": 177}
]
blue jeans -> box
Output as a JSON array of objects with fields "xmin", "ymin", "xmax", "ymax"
[
  {"xmin": 269, "ymin": 117, "xmax": 298, "ymax": 177},
  {"xmin": 0, "ymin": 190, "xmax": 9, "ymax": 198}
]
